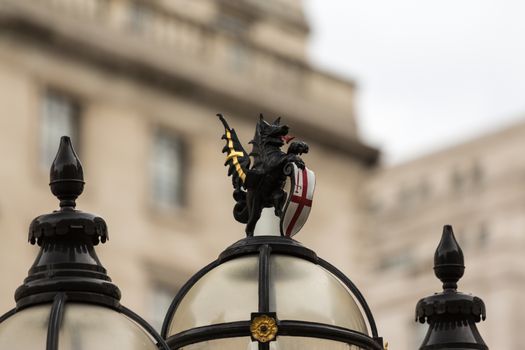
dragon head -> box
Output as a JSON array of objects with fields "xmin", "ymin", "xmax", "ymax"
[{"xmin": 253, "ymin": 114, "xmax": 291, "ymax": 147}]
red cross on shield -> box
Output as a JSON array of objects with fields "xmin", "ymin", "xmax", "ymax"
[{"xmin": 280, "ymin": 164, "xmax": 316, "ymax": 237}]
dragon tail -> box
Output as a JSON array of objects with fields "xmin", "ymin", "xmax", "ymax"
[{"xmin": 232, "ymin": 186, "xmax": 249, "ymax": 223}]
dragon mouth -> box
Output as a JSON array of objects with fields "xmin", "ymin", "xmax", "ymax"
[{"xmin": 281, "ymin": 135, "xmax": 295, "ymax": 144}]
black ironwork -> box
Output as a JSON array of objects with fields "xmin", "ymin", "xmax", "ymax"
[
  {"xmin": 258, "ymin": 245, "xmax": 271, "ymax": 313},
  {"xmin": 318, "ymin": 258, "xmax": 380, "ymax": 339},
  {"xmin": 165, "ymin": 319, "xmax": 385, "ymax": 350},
  {"xmin": 163, "ymin": 235, "xmax": 383, "ymax": 349},
  {"xmin": 46, "ymin": 293, "xmax": 67, "ymax": 350},
  {"xmin": 16, "ymin": 137, "xmax": 118, "ymax": 308},
  {"xmin": 0, "ymin": 136, "xmax": 169, "ymax": 350},
  {"xmin": 218, "ymin": 114, "xmax": 309, "ymax": 235},
  {"xmin": 166, "ymin": 321, "xmax": 251, "ymax": 348},
  {"xmin": 0, "ymin": 126, "xmax": 492, "ymax": 350},
  {"xmin": 0, "ymin": 308, "xmax": 15, "ymax": 324},
  {"xmin": 415, "ymin": 225, "xmax": 488, "ymax": 350},
  {"xmin": 161, "ymin": 259, "xmax": 221, "ymax": 338},
  {"xmin": 278, "ymin": 321, "xmax": 383, "ymax": 350},
  {"xmin": 119, "ymin": 305, "xmax": 171, "ymax": 350},
  {"xmin": 29, "ymin": 136, "xmax": 108, "ymax": 246},
  {"xmin": 259, "ymin": 340, "xmax": 270, "ymax": 350},
  {"xmin": 218, "ymin": 236, "xmax": 318, "ymax": 263}
]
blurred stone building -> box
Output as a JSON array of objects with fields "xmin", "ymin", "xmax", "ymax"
[
  {"xmin": 0, "ymin": 0, "xmax": 377, "ymax": 333},
  {"xmin": 0, "ymin": 0, "xmax": 522, "ymax": 349},
  {"xmin": 364, "ymin": 122, "xmax": 525, "ymax": 349}
]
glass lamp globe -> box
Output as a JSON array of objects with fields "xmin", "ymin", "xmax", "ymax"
[
  {"xmin": 162, "ymin": 215, "xmax": 384, "ymax": 350},
  {"xmin": 0, "ymin": 137, "xmax": 169, "ymax": 350},
  {"xmin": 0, "ymin": 303, "xmax": 159, "ymax": 350}
]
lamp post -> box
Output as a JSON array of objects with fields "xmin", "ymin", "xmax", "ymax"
[
  {"xmin": 161, "ymin": 115, "xmax": 384, "ymax": 349},
  {"xmin": 0, "ymin": 137, "xmax": 169, "ymax": 350},
  {"xmin": 0, "ymin": 115, "xmax": 490, "ymax": 350},
  {"xmin": 415, "ymin": 225, "xmax": 488, "ymax": 350}
]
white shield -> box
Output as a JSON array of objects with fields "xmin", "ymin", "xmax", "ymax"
[{"xmin": 280, "ymin": 164, "xmax": 316, "ymax": 237}]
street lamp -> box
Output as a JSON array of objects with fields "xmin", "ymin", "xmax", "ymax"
[
  {"xmin": 0, "ymin": 116, "xmax": 490, "ymax": 350},
  {"xmin": 0, "ymin": 137, "xmax": 169, "ymax": 350},
  {"xmin": 415, "ymin": 225, "xmax": 488, "ymax": 350},
  {"xmin": 161, "ymin": 234, "xmax": 384, "ymax": 350},
  {"xmin": 161, "ymin": 115, "xmax": 384, "ymax": 349}
]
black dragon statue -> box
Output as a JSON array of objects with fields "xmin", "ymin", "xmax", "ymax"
[{"xmin": 218, "ymin": 113, "xmax": 311, "ymax": 236}]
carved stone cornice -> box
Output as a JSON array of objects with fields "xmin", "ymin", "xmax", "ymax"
[{"xmin": 0, "ymin": 0, "xmax": 379, "ymax": 165}]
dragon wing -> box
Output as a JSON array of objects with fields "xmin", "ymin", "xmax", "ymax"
[{"xmin": 218, "ymin": 114, "xmax": 251, "ymax": 187}]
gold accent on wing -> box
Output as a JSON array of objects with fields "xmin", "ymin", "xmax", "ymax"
[
  {"xmin": 250, "ymin": 315, "xmax": 278, "ymax": 343},
  {"xmin": 224, "ymin": 130, "xmax": 247, "ymax": 182},
  {"xmin": 226, "ymin": 151, "xmax": 244, "ymax": 161}
]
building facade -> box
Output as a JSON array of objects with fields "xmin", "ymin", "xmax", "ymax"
[
  {"xmin": 0, "ymin": 0, "xmax": 377, "ymax": 333},
  {"xmin": 0, "ymin": 1, "xmax": 523, "ymax": 349},
  {"xmin": 364, "ymin": 121, "xmax": 525, "ymax": 349}
]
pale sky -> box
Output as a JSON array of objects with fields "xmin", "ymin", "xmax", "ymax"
[{"xmin": 305, "ymin": 0, "xmax": 525, "ymax": 164}]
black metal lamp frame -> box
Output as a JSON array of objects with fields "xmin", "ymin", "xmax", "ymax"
[
  {"xmin": 162, "ymin": 236, "xmax": 384, "ymax": 350},
  {"xmin": 0, "ymin": 132, "xmax": 490, "ymax": 350},
  {"xmin": 0, "ymin": 136, "xmax": 169, "ymax": 350}
]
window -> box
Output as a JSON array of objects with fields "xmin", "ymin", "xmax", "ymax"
[
  {"xmin": 366, "ymin": 195, "xmax": 382, "ymax": 215},
  {"xmin": 418, "ymin": 179, "xmax": 431, "ymax": 199},
  {"xmin": 40, "ymin": 90, "xmax": 80, "ymax": 169},
  {"xmin": 397, "ymin": 185, "xmax": 413, "ymax": 206},
  {"xmin": 228, "ymin": 43, "xmax": 248, "ymax": 72},
  {"xmin": 377, "ymin": 251, "xmax": 413, "ymax": 272},
  {"xmin": 472, "ymin": 160, "xmax": 484, "ymax": 185},
  {"xmin": 451, "ymin": 168, "xmax": 464, "ymax": 191},
  {"xmin": 477, "ymin": 222, "xmax": 490, "ymax": 248},
  {"xmin": 128, "ymin": 1, "xmax": 152, "ymax": 34},
  {"xmin": 216, "ymin": 10, "xmax": 249, "ymax": 36},
  {"xmin": 150, "ymin": 130, "xmax": 185, "ymax": 208}
]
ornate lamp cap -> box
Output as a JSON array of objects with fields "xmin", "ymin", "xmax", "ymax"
[
  {"xmin": 416, "ymin": 225, "xmax": 486, "ymax": 325},
  {"xmin": 17, "ymin": 136, "xmax": 117, "ymax": 307},
  {"xmin": 28, "ymin": 136, "xmax": 108, "ymax": 246}
]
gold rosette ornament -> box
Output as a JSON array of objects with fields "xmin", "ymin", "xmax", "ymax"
[{"xmin": 250, "ymin": 315, "xmax": 278, "ymax": 343}]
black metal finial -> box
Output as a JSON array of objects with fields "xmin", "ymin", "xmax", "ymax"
[
  {"xmin": 415, "ymin": 225, "xmax": 487, "ymax": 350},
  {"xmin": 434, "ymin": 225, "xmax": 465, "ymax": 290},
  {"xmin": 18, "ymin": 137, "xmax": 117, "ymax": 308},
  {"xmin": 49, "ymin": 136, "xmax": 85, "ymax": 209},
  {"xmin": 28, "ymin": 136, "xmax": 108, "ymax": 247}
]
